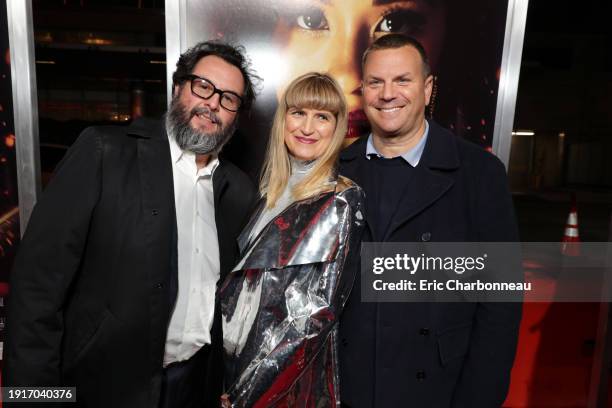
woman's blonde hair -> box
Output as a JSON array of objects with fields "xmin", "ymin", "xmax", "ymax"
[{"xmin": 260, "ymin": 72, "xmax": 349, "ymax": 208}]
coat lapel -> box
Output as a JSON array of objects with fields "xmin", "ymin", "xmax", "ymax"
[
  {"xmin": 383, "ymin": 165, "xmax": 453, "ymax": 240},
  {"xmin": 234, "ymin": 192, "xmax": 341, "ymax": 271},
  {"xmin": 134, "ymin": 122, "xmax": 176, "ymax": 287},
  {"xmin": 130, "ymin": 119, "xmax": 177, "ymax": 377},
  {"xmin": 340, "ymin": 123, "xmax": 461, "ymax": 242},
  {"xmin": 384, "ymin": 122, "xmax": 460, "ymax": 240},
  {"xmin": 213, "ymin": 163, "xmax": 229, "ymax": 209}
]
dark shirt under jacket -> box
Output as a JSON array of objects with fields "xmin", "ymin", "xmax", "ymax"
[
  {"xmin": 339, "ymin": 120, "xmax": 521, "ymax": 408},
  {"xmin": 3, "ymin": 118, "xmax": 256, "ymax": 408},
  {"xmin": 368, "ymin": 156, "xmax": 415, "ymax": 241}
]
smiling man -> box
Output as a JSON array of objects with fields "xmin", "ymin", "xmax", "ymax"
[
  {"xmin": 4, "ymin": 41, "xmax": 258, "ymax": 408},
  {"xmin": 339, "ymin": 34, "xmax": 521, "ymax": 407}
]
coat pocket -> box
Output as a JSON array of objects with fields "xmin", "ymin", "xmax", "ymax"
[
  {"xmin": 437, "ymin": 322, "xmax": 472, "ymax": 367},
  {"xmin": 64, "ymin": 309, "xmax": 112, "ymax": 369}
]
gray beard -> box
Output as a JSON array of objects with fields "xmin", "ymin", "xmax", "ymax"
[{"xmin": 166, "ymin": 97, "xmax": 237, "ymax": 155}]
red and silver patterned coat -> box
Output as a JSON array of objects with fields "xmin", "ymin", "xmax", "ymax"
[{"xmin": 219, "ymin": 184, "xmax": 365, "ymax": 408}]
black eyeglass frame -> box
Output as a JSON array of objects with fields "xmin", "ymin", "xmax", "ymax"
[{"xmin": 181, "ymin": 74, "xmax": 244, "ymax": 112}]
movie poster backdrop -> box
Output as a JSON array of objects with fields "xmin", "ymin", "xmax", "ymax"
[{"xmin": 178, "ymin": 0, "xmax": 510, "ymax": 179}]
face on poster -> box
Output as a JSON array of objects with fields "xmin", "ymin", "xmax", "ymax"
[{"xmin": 183, "ymin": 0, "xmax": 509, "ymax": 174}]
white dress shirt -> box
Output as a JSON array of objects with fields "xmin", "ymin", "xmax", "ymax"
[{"xmin": 163, "ymin": 134, "xmax": 220, "ymax": 366}]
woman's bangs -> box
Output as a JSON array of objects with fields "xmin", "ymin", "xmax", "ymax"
[{"xmin": 285, "ymin": 78, "xmax": 342, "ymax": 115}]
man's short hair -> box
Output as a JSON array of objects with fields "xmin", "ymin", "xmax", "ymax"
[
  {"xmin": 362, "ymin": 34, "xmax": 431, "ymax": 78},
  {"xmin": 172, "ymin": 40, "xmax": 259, "ymax": 110}
]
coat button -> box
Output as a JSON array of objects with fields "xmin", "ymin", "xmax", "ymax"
[
  {"xmin": 421, "ymin": 232, "xmax": 431, "ymax": 242},
  {"xmin": 155, "ymin": 283, "xmax": 163, "ymax": 289},
  {"xmin": 152, "ymin": 209, "xmax": 159, "ymax": 216},
  {"xmin": 341, "ymin": 338, "xmax": 349, "ymax": 346},
  {"xmin": 416, "ymin": 370, "xmax": 426, "ymax": 380},
  {"xmin": 419, "ymin": 328, "xmax": 430, "ymax": 336}
]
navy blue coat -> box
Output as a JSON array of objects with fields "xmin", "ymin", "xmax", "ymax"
[{"xmin": 339, "ymin": 121, "xmax": 521, "ymax": 408}]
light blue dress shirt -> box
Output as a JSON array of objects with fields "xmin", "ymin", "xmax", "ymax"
[{"xmin": 365, "ymin": 120, "xmax": 430, "ymax": 167}]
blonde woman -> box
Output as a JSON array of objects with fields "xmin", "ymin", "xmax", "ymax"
[{"xmin": 219, "ymin": 73, "xmax": 365, "ymax": 407}]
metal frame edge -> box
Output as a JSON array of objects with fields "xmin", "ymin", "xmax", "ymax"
[
  {"xmin": 492, "ymin": 0, "xmax": 529, "ymax": 169},
  {"xmin": 165, "ymin": 0, "xmax": 186, "ymax": 106},
  {"xmin": 6, "ymin": 0, "xmax": 41, "ymax": 235}
]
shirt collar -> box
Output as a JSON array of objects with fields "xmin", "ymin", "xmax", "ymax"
[
  {"xmin": 168, "ymin": 131, "xmax": 184, "ymax": 164},
  {"xmin": 366, "ymin": 120, "xmax": 429, "ymax": 167}
]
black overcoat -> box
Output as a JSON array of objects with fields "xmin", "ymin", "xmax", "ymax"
[{"xmin": 3, "ymin": 118, "xmax": 256, "ymax": 408}]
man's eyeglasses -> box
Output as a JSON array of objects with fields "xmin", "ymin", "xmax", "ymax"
[{"xmin": 182, "ymin": 74, "xmax": 243, "ymax": 112}]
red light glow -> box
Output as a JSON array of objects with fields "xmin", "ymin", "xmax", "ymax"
[{"xmin": 5, "ymin": 134, "xmax": 15, "ymax": 148}]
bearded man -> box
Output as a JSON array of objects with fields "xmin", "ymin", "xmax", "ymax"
[{"xmin": 3, "ymin": 41, "xmax": 258, "ymax": 408}]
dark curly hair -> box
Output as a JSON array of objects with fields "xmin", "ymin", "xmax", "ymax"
[{"xmin": 172, "ymin": 40, "xmax": 260, "ymax": 110}]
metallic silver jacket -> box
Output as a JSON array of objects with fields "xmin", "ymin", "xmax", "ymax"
[{"xmin": 219, "ymin": 185, "xmax": 365, "ymax": 407}]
